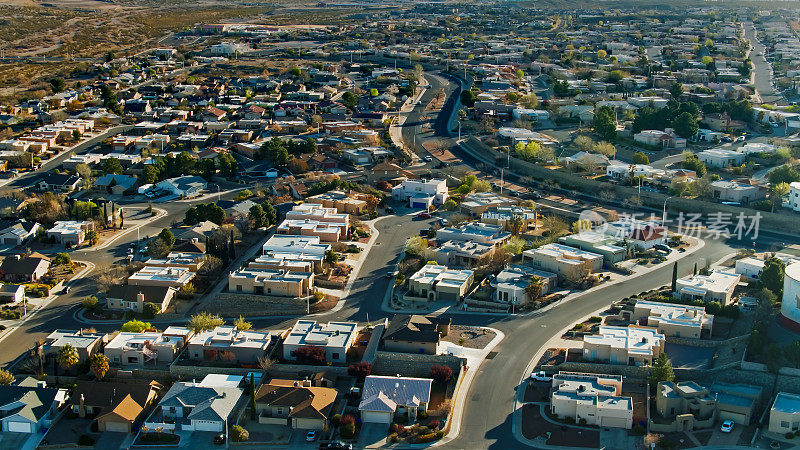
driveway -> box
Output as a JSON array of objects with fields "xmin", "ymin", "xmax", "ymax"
[
  {"xmin": 707, "ymin": 425, "xmax": 744, "ymax": 447},
  {"xmin": 359, "ymin": 423, "xmax": 388, "ymax": 448},
  {"xmin": 93, "ymin": 431, "xmax": 126, "ymax": 450}
]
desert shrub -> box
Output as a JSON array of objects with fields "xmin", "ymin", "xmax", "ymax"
[{"xmin": 230, "ymin": 425, "xmax": 249, "ymax": 442}]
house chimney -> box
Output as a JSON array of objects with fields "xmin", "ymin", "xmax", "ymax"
[
  {"xmin": 302, "ymin": 379, "xmax": 311, "ymax": 387},
  {"xmin": 137, "ymin": 292, "xmax": 145, "ymax": 309}
]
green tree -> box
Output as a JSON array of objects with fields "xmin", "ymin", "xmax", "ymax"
[
  {"xmin": 0, "ymin": 369, "xmax": 14, "ymax": 385},
  {"xmin": 460, "ymin": 90, "xmax": 477, "ymax": 107},
  {"xmin": 671, "ymin": 112, "xmax": 699, "ymax": 139},
  {"xmin": 86, "ymin": 230, "xmax": 98, "ymax": 246},
  {"xmin": 50, "ymin": 78, "xmax": 66, "ymax": 93},
  {"xmin": 234, "ymin": 315, "xmax": 253, "ymax": 331},
  {"xmin": 248, "ymin": 205, "xmax": 266, "ymax": 229},
  {"xmin": 648, "ymin": 352, "xmax": 675, "ymax": 385},
  {"xmin": 771, "ymin": 182, "xmax": 790, "ymax": 212},
  {"xmin": 761, "ymin": 258, "xmax": 786, "ymax": 296},
  {"xmin": 121, "ymin": 320, "xmax": 152, "ymax": 333},
  {"xmin": 784, "ymin": 341, "xmax": 800, "ymax": 368},
  {"xmin": 188, "ymin": 312, "xmax": 224, "ymax": 333},
  {"xmin": 143, "ymin": 302, "xmax": 160, "ymax": 319},
  {"xmin": 681, "ymin": 154, "xmax": 707, "ymax": 177},
  {"xmin": 53, "ymin": 252, "xmax": 71, "ymax": 266},
  {"xmin": 671, "ymin": 262, "xmax": 678, "ymax": 292},
  {"xmin": 765, "ymin": 343, "xmax": 783, "ymax": 373},
  {"xmin": 341, "ymin": 91, "xmax": 358, "ymax": 109},
  {"xmin": 632, "ymin": 152, "xmax": 649, "ymax": 165},
  {"xmin": 592, "ymin": 106, "xmax": 617, "ymax": 141},
  {"xmin": 158, "ymin": 228, "xmax": 175, "ymax": 248},
  {"xmin": 102, "ymin": 157, "xmax": 123, "ymax": 175},
  {"xmin": 56, "ymin": 344, "xmax": 79, "ymax": 371},
  {"xmin": 669, "ymin": 81, "xmax": 684, "ymax": 99},
  {"xmin": 768, "ymin": 165, "xmax": 800, "ymax": 185}
]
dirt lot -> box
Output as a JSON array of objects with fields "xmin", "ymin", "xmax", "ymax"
[{"xmin": 441, "ymin": 325, "xmax": 496, "ymax": 349}]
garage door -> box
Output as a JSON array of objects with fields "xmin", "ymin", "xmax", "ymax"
[
  {"xmin": 438, "ymin": 291, "xmax": 458, "ymax": 302},
  {"xmin": 3, "ymin": 238, "xmax": 17, "ymax": 245},
  {"xmin": 411, "ymin": 201, "xmax": 427, "ymax": 209},
  {"xmin": 103, "ymin": 421, "xmax": 130, "ymax": 433},
  {"xmin": 361, "ymin": 411, "xmax": 392, "ymax": 424},
  {"xmin": 7, "ymin": 421, "xmax": 31, "ymax": 433},
  {"xmin": 599, "ymin": 417, "xmax": 629, "ymax": 428},
  {"xmin": 718, "ymin": 411, "xmax": 748, "ymax": 425}
]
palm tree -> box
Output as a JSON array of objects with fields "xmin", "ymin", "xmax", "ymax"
[
  {"xmin": 507, "ymin": 215, "xmax": 525, "ymax": 236},
  {"xmin": 525, "ymin": 276, "xmax": 544, "ymax": 303},
  {"xmin": 323, "ymin": 249, "xmax": 338, "ymax": 275},
  {"xmin": 56, "ymin": 344, "xmax": 79, "ymax": 372},
  {"xmin": 89, "ymin": 353, "xmax": 109, "ymax": 380}
]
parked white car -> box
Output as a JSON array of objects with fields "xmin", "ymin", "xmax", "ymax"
[
  {"xmin": 530, "ymin": 371, "xmax": 552, "ymax": 382},
  {"xmin": 720, "ymin": 420, "xmax": 734, "ymax": 433}
]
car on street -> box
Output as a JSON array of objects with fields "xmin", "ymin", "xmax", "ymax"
[
  {"xmin": 386, "ymin": 270, "xmax": 398, "ymax": 279},
  {"xmin": 416, "ymin": 212, "xmax": 431, "ymax": 219},
  {"xmin": 439, "ymin": 218, "xmax": 448, "ymax": 226},
  {"xmin": 306, "ymin": 431, "xmax": 317, "ymax": 442},
  {"xmin": 530, "ymin": 371, "xmax": 552, "ymax": 382},
  {"xmin": 213, "ymin": 434, "xmax": 226, "ymax": 445},
  {"xmin": 423, "ymin": 155, "xmax": 433, "ymax": 162},
  {"xmin": 720, "ymin": 420, "xmax": 734, "ymax": 433},
  {"xmin": 385, "ymin": 206, "xmax": 394, "ymax": 214}
]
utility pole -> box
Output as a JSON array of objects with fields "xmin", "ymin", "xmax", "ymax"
[{"xmin": 500, "ymin": 168, "xmax": 504, "ymax": 194}]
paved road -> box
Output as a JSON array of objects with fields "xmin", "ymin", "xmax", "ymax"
[{"xmin": 745, "ymin": 22, "xmax": 782, "ymax": 104}]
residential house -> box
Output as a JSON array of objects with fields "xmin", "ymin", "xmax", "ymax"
[
  {"xmin": 406, "ymin": 264, "xmax": 474, "ymax": 303},
  {"xmin": 105, "ymin": 330, "xmax": 189, "ymax": 366},
  {"xmin": 632, "ymin": 300, "xmax": 713, "ymax": 338},
  {"xmin": 228, "ymin": 267, "xmax": 314, "ymax": 297},
  {"xmin": 154, "ymin": 176, "xmax": 207, "ymax": 198},
  {"xmin": 550, "ymin": 372, "xmax": 633, "ymax": 429},
  {"xmin": 434, "ymin": 240, "xmax": 495, "ymax": 268},
  {"xmin": 0, "ymin": 220, "xmax": 39, "ymax": 246},
  {"xmin": 582, "ymin": 325, "xmax": 665, "ymax": 366},
  {"xmin": 382, "ymin": 314, "xmax": 451, "ymax": 355},
  {"xmin": 70, "ymin": 380, "xmax": 162, "ymax": 433},
  {"xmin": 306, "ymin": 190, "xmax": 367, "ymax": 215},
  {"xmin": 710, "ymin": 180, "xmax": 765, "ymax": 205},
  {"xmin": 653, "ymin": 381, "xmax": 762, "ymax": 432},
  {"xmin": 560, "ymin": 232, "xmax": 626, "ymax": 264},
  {"xmin": 459, "ymin": 192, "xmax": 516, "ymax": 216},
  {"xmin": 43, "ymin": 330, "xmax": 105, "ymax": 364},
  {"xmin": 127, "ymin": 266, "xmax": 196, "ymax": 288},
  {"xmin": 0, "ymin": 253, "xmax": 50, "ymax": 282},
  {"xmin": 94, "ymin": 174, "xmax": 137, "ymax": 195},
  {"xmin": 144, "ymin": 381, "xmax": 243, "ymax": 432},
  {"xmin": 46, "ymin": 221, "xmax": 94, "ymax": 245},
  {"xmin": 0, "ymin": 284, "xmax": 24, "ymax": 305},
  {"xmin": 143, "ymin": 252, "xmax": 206, "ymax": 272},
  {"xmin": 768, "ymin": 392, "xmax": 800, "ymax": 434},
  {"xmin": 187, "ymin": 326, "xmax": 275, "ymax": 364},
  {"xmin": 37, "ymin": 173, "xmax": 81, "ymax": 192},
  {"xmin": 436, "ymin": 222, "xmax": 511, "ymax": 246},
  {"xmin": 176, "ymin": 221, "xmax": 219, "ymax": 242},
  {"xmin": 697, "ymin": 149, "xmax": 745, "ymax": 168},
  {"xmin": 788, "ymin": 181, "xmax": 800, "ymax": 212},
  {"xmin": 633, "ymin": 129, "xmax": 687, "ymax": 149},
  {"xmin": 392, "ymin": 178, "xmax": 448, "ymax": 208},
  {"xmin": 602, "ymin": 219, "xmax": 667, "ymax": 250},
  {"xmin": 492, "ymin": 265, "xmax": 557, "ymax": 305},
  {"xmin": 359, "ymin": 375, "xmax": 432, "ymax": 424},
  {"xmin": 0, "ymin": 384, "xmax": 68, "ymax": 433},
  {"xmin": 522, "ymin": 243, "xmax": 604, "ymax": 283},
  {"xmin": 734, "ymin": 257, "xmax": 765, "ymax": 279},
  {"xmin": 367, "ymin": 161, "xmax": 414, "ymax": 183},
  {"xmin": 674, "ymin": 270, "xmax": 740, "ymax": 304},
  {"xmin": 481, "ymin": 206, "xmax": 537, "ymax": 232},
  {"xmin": 254, "ymin": 379, "xmax": 337, "ymax": 430},
  {"xmin": 282, "ymin": 320, "xmax": 359, "ymax": 363},
  {"xmin": 105, "ymin": 285, "xmax": 177, "ymax": 314}
]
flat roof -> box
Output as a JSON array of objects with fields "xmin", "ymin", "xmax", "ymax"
[{"xmin": 773, "ymin": 392, "xmax": 800, "ymax": 414}]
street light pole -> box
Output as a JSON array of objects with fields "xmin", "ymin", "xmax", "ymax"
[{"xmin": 662, "ymin": 196, "xmax": 673, "ymax": 229}]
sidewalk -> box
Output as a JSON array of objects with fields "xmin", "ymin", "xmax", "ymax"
[{"xmin": 81, "ymin": 207, "xmax": 167, "ymax": 252}]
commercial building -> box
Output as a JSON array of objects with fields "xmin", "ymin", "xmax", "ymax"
[
  {"xmin": 550, "ymin": 372, "xmax": 633, "ymax": 429},
  {"xmin": 406, "ymin": 265, "xmax": 474, "ymax": 302},
  {"xmin": 674, "ymin": 270, "xmax": 740, "ymax": 304},
  {"xmin": 392, "ymin": 178, "xmax": 448, "ymax": 208},
  {"xmin": 768, "ymin": 392, "xmax": 800, "ymax": 434},
  {"xmin": 522, "ymin": 243, "xmax": 604, "ymax": 283},
  {"xmin": 582, "ymin": 325, "xmax": 665, "ymax": 366},
  {"xmin": 282, "ymin": 320, "xmax": 359, "ymax": 363},
  {"xmin": 632, "ymin": 300, "xmax": 713, "ymax": 338},
  {"xmin": 228, "ymin": 267, "xmax": 314, "ymax": 298}
]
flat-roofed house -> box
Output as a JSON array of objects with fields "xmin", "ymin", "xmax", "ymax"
[
  {"xmin": 282, "ymin": 320, "xmax": 359, "ymax": 363},
  {"xmin": 435, "ymin": 222, "xmax": 511, "ymax": 246},
  {"xmin": 560, "ymin": 231, "xmax": 626, "ymax": 264},
  {"xmin": 632, "ymin": 300, "xmax": 713, "ymax": 338},
  {"xmin": 187, "ymin": 326, "xmax": 275, "ymax": 364},
  {"xmin": 228, "ymin": 267, "xmax": 313, "ymax": 297},
  {"xmin": 127, "ymin": 266, "xmax": 196, "ymax": 288},
  {"xmin": 769, "ymin": 392, "xmax": 800, "ymax": 434},
  {"xmin": 406, "ymin": 265, "xmax": 474, "ymax": 303},
  {"xmin": 674, "ymin": 270, "xmax": 740, "ymax": 304},
  {"xmin": 550, "ymin": 371, "xmax": 633, "ymax": 429},
  {"xmin": 522, "ymin": 243, "xmax": 603, "ymax": 283},
  {"xmin": 44, "ymin": 330, "xmax": 106, "ymax": 364},
  {"xmin": 434, "ymin": 240, "xmax": 495, "ymax": 268},
  {"xmin": 582, "ymin": 325, "xmax": 665, "ymax": 366}
]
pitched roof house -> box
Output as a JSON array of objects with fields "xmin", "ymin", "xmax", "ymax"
[
  {"xmin": 69, "ymin": 380, "xmax": 163, "ymax": 433},
  {"xmin": 359, "ymin": 375, "xmax": 433, "ymax": 424},
  {"xmin": 254, "ymin": 379, "xmax": 337, "ymax": 430}
]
